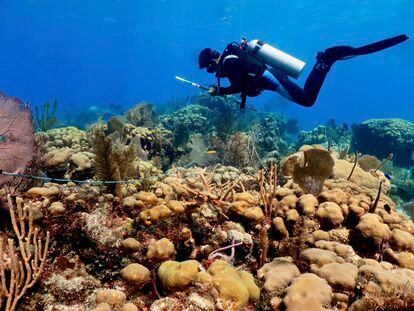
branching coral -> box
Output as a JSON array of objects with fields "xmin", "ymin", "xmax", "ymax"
[
  {"xmin": 292, "ymin": 148, "xmax": 334, "ymax": 195},
  {"xmin": 0, "ymin": 196, "xmax": 50, "ymax": 311},
  {"xmin": 258, "ymin": 164, "xmax": 278, "ymax": 267}
]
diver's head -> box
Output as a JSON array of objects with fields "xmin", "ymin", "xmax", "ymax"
[{"xmin": 199, "ymin": 48, "xmax": 220, "ymax": 73}]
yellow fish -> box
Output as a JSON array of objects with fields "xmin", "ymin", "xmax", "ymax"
[{"xmin": 206, "ymin": 150, "xmax": 217, "ymax": 155}]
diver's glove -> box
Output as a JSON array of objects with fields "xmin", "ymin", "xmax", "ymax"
[{"xmin": 208, "ymin": 86, "xmax": 219, "ymax": 96}]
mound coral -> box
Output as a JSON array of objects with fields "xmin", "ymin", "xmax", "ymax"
[{"xmin": 352, "ymin": 118, "xmax": 414, "ymax": 166}]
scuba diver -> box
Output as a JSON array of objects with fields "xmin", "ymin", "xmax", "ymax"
[{"xmin": 198, "ymin": 34, "xmax": 409, "ymax": 108}]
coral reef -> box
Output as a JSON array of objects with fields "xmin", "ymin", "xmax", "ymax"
[
  {"xmin": 1, "ymin": 148, "xmax": 413, "ymax": 310},
  {"xmin": 352, "ymin": 118, "xmax": 414, "ymax": 166},
  {"xmin": 161, "ymin": 104, "xmax": 214, "ymax": 136},
  {"xmin": 3, "ymin": 92, "xmax": 414, "ymax": 310},
  {"xmin": 253, "ymin": 114, "xmax": 290, "ymax": 159},
  {"xmin": 297, "ymin": 119, "xmax": 351, "ymax": 150}
]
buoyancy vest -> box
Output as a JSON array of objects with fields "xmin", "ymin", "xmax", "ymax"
[{"xmin": 216, "ymin": 42, "xmax": 268, "ymax": 100}]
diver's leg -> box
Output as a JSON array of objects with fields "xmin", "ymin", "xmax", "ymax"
[
  {"xmin": 269, "ymin": 34, "xmax": 409, "ymax": 107},
  {"xmin": 259, "ymin": 70, "xmax": 294, "ymax": 101},
  {"xmin": 267, "ymin": 67, "xmax": 312, "ymax": 106}
]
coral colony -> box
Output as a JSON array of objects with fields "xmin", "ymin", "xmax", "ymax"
[{"xmin": 1, "ymin": 91, "xmax": 414, "ymax": 310}]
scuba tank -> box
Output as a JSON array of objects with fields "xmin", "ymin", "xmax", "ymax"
[{"xmin": 246, "ymin": 39, "xmax": 306, "ymax": 79}]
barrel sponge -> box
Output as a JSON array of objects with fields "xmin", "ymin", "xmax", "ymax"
[
  {"xmin": 196, "ymin": 260, "xmax": 260, "ymax": 310},
  {"xmin": 157, "ymin": 260, "xmax": 200, "ymax": 290},
  {"xmin": 292, "ymin": 148, "xmax": 334, "ymax": 195}
]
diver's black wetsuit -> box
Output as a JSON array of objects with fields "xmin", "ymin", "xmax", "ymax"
[{"xmin": 216, "ymin": 34, "xmax": 408, "ymax": 107}]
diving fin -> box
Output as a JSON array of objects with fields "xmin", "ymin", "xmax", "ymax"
[
  {"xmin": 320, "ymin": 34, "xmax": 409, "ymax": 66},
  {"xmin": 349, "ymin": 34, "xmax": 409, "ymax": 57}
]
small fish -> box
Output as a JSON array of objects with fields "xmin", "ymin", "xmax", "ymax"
[
  {"xmin": 206, "ymin": 150, "xmax": 217, "ymax": 155},
  {"xmin": 384, "ymin": 173, "xmax": 392, "ymax": 180}
]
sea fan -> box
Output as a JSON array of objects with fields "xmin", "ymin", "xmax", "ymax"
[
  {"xmin": 0, "ymin": 93, "xmax": 34, "ymax": 186},
  {"xmin": 293, "ymin": 148, "xmax": 334, "ymax": 195}
]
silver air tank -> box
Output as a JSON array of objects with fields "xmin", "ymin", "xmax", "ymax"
[{"xmin": 247, "ymin": 39, "xmax": 306, "ymax": 79}]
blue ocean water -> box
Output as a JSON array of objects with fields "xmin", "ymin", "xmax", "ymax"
[{"xmin": 0, "ymin": 0, "xmax": 412, "ymax": 129}]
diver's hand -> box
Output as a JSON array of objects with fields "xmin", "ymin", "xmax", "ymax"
[{"xmin": 208, "ymin": 86, "xmax": 218, "ymax": 96}]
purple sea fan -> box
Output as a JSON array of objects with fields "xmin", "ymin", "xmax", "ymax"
[{"xmin": 0, "ymin": 92, "xmax": 34, "ymax": 186}]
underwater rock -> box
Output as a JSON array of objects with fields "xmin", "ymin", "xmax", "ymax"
[
  {"xmin": 8, "ymin": 157, "xmax": 414, "ymax": 310},
  {"xmin": 93, "ymin": 303, "xmax": 112, "ymax": 311},
  {"xmin": 69, "ymin": 152, "xmax": 93, "ymax": 172},
  {"xmin": 352, "ymin": 118, "xmax": 414, "ymax": 166},
  {"xmin": 357, "ymin": 264, "xmax": 414, "ymax": 293},
  {"xmin": 185, "ymin": 292, "xmax": 216, "ymax": 311},
  {"xmin": 385, "ymin": 249, "xmax": 414, "ymax": 269}
]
